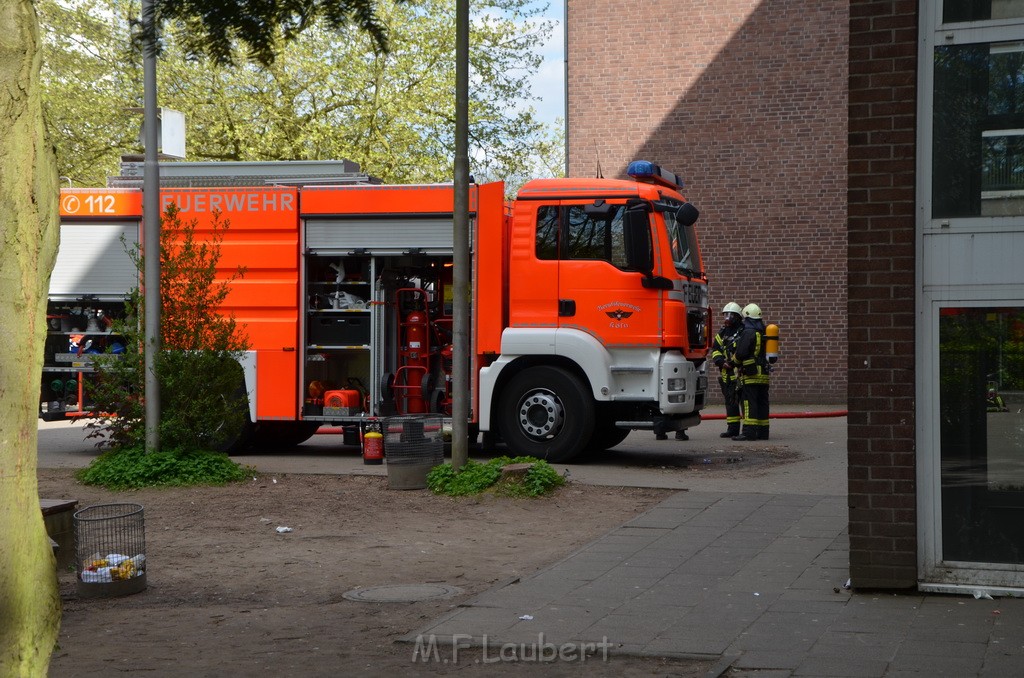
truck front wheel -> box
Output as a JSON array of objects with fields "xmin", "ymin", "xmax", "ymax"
[
  {"xmin": 498, "ymin": 366, "xmax": 594, "ymax": 463},
  {"xmin": 587, "ymin": 422, "xmax": 631, "ymax": 452}
]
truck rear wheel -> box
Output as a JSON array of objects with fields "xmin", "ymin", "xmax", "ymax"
[
  {"xmin": 250, "ymin": 421, "xmax": 322, "ymax": 450},
  {"xmin": 498, "ymin": 365, "xmax": 594, "ymax": 463},
  {"xmin": 214, "ymin": 377, "xmax": 255, "ymax": 455}
]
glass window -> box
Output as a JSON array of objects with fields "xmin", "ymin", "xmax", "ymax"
[
  {"xmin": 535, "ymin": 206, "xmax": 559, "ymax": 260},
  {"xmin": 940, "ymin": 307, "xmax": 1024, "ymax": 564},
  {"xmin": 565, "ymin": 205, "xmax": 627, "ymax": 266},
  {"xmin": 944, "ymin": 0, "xmax": 1024, "ymax": 23},
  {"xmin": 933, "ymin": 41, "xmax": 1024, "ymax": 217},
  {"xmin": 660, "ymin": 201, "xmax": 699, "ymax": 274},
  {"xmin": 535, "ymin": 204, "xmax": 630, "ymax": 268}
]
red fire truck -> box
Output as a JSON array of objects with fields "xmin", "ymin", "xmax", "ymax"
[{"xmin": 43, "ymin": 159, "xmax": 709, "ymax": 461}]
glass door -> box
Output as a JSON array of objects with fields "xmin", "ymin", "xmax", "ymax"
[
  {"xmin": 918, "ymin": 1, "xmax": 1024, "ymax": 590},
  {"xmin": 938, "ymin": 308, "xmax": 1024, "ymax": 568}
]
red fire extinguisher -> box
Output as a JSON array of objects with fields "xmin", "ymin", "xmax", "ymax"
[
  {"xmin": 396, "ymin": 294, "xmax": 430, "ymax": 413},
  {"xmin": 403, "ymin": 310, "xmax": 429, "ymax": 370},
  {"xmin": 362, "ymin": 421, "xmax": 384, "ymax": 465}
]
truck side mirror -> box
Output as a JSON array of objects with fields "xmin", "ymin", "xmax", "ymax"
[
  {"xmin": 676, "ymin": 202, "xmax": 699, "ymax": 226},
  {"xmin": 625, "ymin": 206, "xmax": 673, "ymax": 290},
  {"xmin": 624, "ymin": 208, "xmax": 654, "ymax": 274}
]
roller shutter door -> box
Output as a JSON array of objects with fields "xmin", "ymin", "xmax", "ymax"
[
  {"xmin": 305, "ymin": 218, "xmax": 460, "ymax": 254},
  {"xmin": 49, "ymin": 222, "xmax": 139, "ymax": 299}
]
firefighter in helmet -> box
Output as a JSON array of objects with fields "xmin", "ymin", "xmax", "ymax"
[
  {"xmin": 711, "ymin": 302, "xmax": 744, "ymax": 438},
  {"xmin": 731, "ymin": 303, "xmax": 771, "ymax": 441},
  {"xmin": 987, "ymin": 388, "xmax": 1009, "ymax": 412}
]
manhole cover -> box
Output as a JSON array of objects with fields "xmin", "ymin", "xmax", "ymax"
[{"xmin": 342, "ymin": 584, "xmax": 464, "ymax": 603}]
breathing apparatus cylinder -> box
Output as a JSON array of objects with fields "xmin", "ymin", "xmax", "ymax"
[{"xmin": 765, "ymin": 323, "xmax": 780, "ymax": 364}]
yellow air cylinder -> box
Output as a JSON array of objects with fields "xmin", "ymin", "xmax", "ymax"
[{"xmin": 765, "ymin": 323, "xmax": 780, "ymax": 363}]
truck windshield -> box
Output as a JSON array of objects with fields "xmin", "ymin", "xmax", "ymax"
[{"xmin": 657, "ymin": 200, "xmax": 700, "ymax": 277}]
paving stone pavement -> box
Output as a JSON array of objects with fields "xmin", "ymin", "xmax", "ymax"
[{"xmin": 406, "ymin": 491, "xmax": 1024, "ymax": 676}]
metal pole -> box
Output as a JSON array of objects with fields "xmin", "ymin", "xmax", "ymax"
[
  {"xmin": 451, "ymin": 0, "xmax": 470, "ymax": 471},
  {"xmin": 142, "ymin": 0, "xmax": 161, "ymax": 452}
]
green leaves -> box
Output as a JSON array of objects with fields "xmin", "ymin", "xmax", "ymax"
[
  {"xmin": 76, "ymin": 444, "xmax": 248, "ymax": 489},
  {"xmin": 40, "ymin": 0, "xmax": 563, "ymax": 190},
  {"xmin": 426, "ymin": 456, "xmax": 566, "ymax": 497},
  {"xmin": 85, "ymin": 205, "xmax": 251, "ymax": 458}
]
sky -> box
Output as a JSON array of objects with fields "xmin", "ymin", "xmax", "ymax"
[{"xmin": 524, "ymin": 0, "xmax": 565, "ymax": 128}]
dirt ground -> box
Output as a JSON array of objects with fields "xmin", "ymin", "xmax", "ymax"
[{"xmin": 39, "ymin": 467, "xmax": 718, "ymax": 677}]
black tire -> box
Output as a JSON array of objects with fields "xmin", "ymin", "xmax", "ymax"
[
  {"xmin": 216, "ymin": 378, "xmax": 255, "ymax": 455},
  {"xmin": 218, "ymin": 410, "xmax": 254, "ymax": 455},
  {"xmin": 587, "ymin": 422, "xmax": 631, "ymax": 452},
  {"xmin": 249, "ymin": 421, "xmax": 322, "ymax": 450},
  {"xmin": 497, "ymin": 365, "xmax": 594, "ymax": 463}
]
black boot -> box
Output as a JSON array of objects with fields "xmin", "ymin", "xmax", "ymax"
[
  {"xmin": 720, "ymin": 423, "xmax": 740, "ymax": 438},
  {"xmin": 732, "ymin": 428, "xmax": 755, "ymax": 441},
  {"xmin": 655, "ymin": 432, "xmax": 668, "ymax": 440},
  {"xmin": 758, "ymin": 426, "xmax": 769, "ymax": 440},
  {"xmin": 674, "ymin": 430, "xmax": 689, "ymax": 441}
]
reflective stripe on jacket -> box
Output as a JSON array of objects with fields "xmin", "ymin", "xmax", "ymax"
[
  {"xmin": 710, "ymin": 324, "xmax": 741, "ymax": 383},
  {"xmin": 732, "ymin": 318, "xmax": 770, "ymax": 385}
]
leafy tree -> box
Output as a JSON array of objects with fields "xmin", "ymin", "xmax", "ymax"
[
  {"xmin": 0, "ymin": 3, "xmax": 62, "ymax": 674},
  {"xmin": 39, "ymin": 0, "xmax": 557, "ymax": 188},
  {"xmin": 0, "ymin": 2, "xmax": 393, "ymax": 674},
  {"xmin": 86, "ymin": 205, "xmax": 250, "ymax": 453}
]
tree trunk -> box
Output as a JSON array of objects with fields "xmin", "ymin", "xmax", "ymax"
[{"xmin": 0, "ymin": 0, "xmax": 62, "ymax": 674}]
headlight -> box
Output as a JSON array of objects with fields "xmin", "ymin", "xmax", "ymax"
[{"xmin": 667, "ymin": 377, "xmax": 687, "ymax": 391}]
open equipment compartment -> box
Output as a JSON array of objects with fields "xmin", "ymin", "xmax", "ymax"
[{"xmin": 301, "ymin": 243, "xmax": 455, "ymax": 424}]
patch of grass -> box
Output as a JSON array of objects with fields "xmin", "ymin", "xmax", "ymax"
[
  {"xmin": 76, "ymin": 444, "xmax": 248, "ymax": 490},
  {"xmin": 427, "ymin": 456, "xmax": 565, "ymax": 497}
]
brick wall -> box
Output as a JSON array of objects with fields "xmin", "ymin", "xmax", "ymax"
[
  {"xmin": 847, "ymin": 0, "xmax": 918, "ymax": 589},
  {"xmin": 566, "ymin": 0, "xmax": 848, "ymax": 404}
]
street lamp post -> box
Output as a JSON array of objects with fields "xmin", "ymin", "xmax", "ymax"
[
  {"xmin": 142, "ymin": 0, "xmax": 161, "ymax": 452},
  {"xmin": 451, "ymin": 0, "xmax": 469, "ymax": 470}
]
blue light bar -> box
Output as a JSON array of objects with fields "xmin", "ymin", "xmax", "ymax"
[{"xmin": 627, "ymin": 160, "xmax": 684, "ymax": 190}]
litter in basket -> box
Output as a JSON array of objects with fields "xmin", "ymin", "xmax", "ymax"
[
  {"xmin": 74, "ymin": 502, "xmax": 147, "ymax": 596},
  {"xmin": 80, "ymin": 553, "xmax": 146, "ymax": 583}
]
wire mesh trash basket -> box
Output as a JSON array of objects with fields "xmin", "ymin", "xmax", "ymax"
[
  {"xmin": 74, "ymin": 503, "xmax": 147, "ymax": 598},
  {"xmin": 383, "ymin": 415, "xmax": 444, "ymax": 489}
]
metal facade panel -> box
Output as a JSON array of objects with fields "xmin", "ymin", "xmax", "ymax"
[
  {"xmin": 922, "ymin": 229, "xmax": 1024, "ymax": 296},
  {"xmin": 50, "ymin": 222, "xmax": 138, "ymax": 298},
  {"xmin": 306, "ymin": 218, "xmax": 454, "ymax": 252}
]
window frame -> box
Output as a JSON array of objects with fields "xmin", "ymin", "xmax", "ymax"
[
  {"xmin": 533, "ymin": 202, "xmax": 638, "ymax": 272},
  {"xmin": 918, "ymin": 0, "xmax": 1024, "ymax": 592}
]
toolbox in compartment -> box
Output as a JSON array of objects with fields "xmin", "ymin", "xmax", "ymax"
[{"xmin": 308, "ymin": 314, "xmax": 370, "ymax": 346}]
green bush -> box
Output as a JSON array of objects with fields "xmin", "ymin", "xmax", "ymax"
[
  {"xmin": 427, "ymin": 456, "xmax": 565, "ymax": 497},
  {"xmin": 86, "ymin": 204, "xmax": 250, "ymax": 454},
  {"xmin": 75, "ymin": 445, "xmax": 248, "ymax": 490},
  {"xmin": 80, "ymin": 205, "xmax": 252, "ymax": 489}
]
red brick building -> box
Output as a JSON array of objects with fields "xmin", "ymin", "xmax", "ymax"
[
  {"xmin": 847, "ymin": 0, "xmax": 917, "ymax": 590},
  {"xmin": 567, "ymin": 0, "xmax": 849, "ymax": 404},
  {"xmin": 570, "ymin": 0, "xmax": 1024, "ymax": 592}
]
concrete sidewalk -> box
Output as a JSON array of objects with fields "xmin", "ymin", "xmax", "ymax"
[
  {"xmin": 407, "ymin": 490, "xmax": 1024, "ymax": 676},
  {"xmin": 42, "ymin": 407, "xmax": 1024, "ymax": 674}
]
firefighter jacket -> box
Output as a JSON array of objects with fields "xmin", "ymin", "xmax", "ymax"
[
  {"xmin": 732, "ymin": 317, "xmax": 770, "ymax": 386},
  {"xmin": 987, "ymin": 394, "xmax": 1008, "ymax": 412},
  {"xmin": 710, "ymin": 322, "xmax": 742, "ymax": 384}
]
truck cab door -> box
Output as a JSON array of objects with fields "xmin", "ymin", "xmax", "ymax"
[
  {"xmin": 556, "ymin": 202, "xmax": 663, "ymax": 347},
  {"xmin": 507, "ymin": 200, "xmax": 561, "ymax": 328}
]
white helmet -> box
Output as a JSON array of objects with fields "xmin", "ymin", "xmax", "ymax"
[
  {"xmin": 742, "ymin": 303, "xmax": 762, "ymax": 319},
  {"xmin": 722, "ymin": 302, "xmax": 742, "ymax": 315}
]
